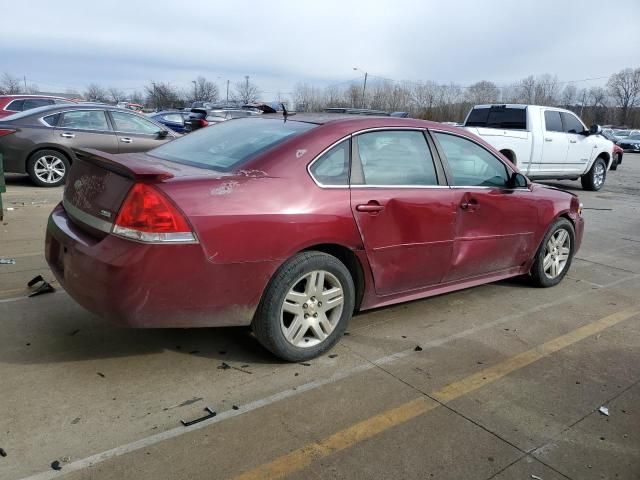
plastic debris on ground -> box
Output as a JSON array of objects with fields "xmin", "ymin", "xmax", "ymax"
[
  {"xmin": 27, "ymin": 275, "xmax": 55, "ymax": 297},
  {"xmin": 598, "ymin": 406, "xmax": 610, "ymax": 416},
  {"xmin": 0, "ymin": 258, "xmax": 16, "ymax": 265}
]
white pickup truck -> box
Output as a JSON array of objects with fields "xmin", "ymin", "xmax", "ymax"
[{"xmin": 463, "ymin": 104, "xmax": 614, "ymax": 191}]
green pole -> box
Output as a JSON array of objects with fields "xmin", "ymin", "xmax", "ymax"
[{"xmin": 0, "ymin": 153, "xmax": 5, "ymax": 222}]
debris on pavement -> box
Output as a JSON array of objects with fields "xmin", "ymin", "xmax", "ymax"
[
  {"xmin": 531, "ymin": 475, "xmax": 543, "ymax": 480},
  {"xmin": 27, "ymin": 275, "xmax": 55, "ymax": 297},
  {"xmin": 414, "ymin": 345, "xmax": 423, "ymax": 352},
  {"xmin": 218, "ymin": 362, "xmax": 231, "ymax": 370},
  {"xmin": 232, "ymin": 405, "xmax": 239, "ymax": 410},
  {"xmin": 299, "ymin": 362, "xmax": 311, "ymax": 366},
  {"xmin": 0, "ymin": 258, "xmax": 16, "ymax": 265},
  {"xmin": 0, "ymin": 447, "xmax": 6, "ymax": 457},
  {"xmin": 217, "ymin": 362, "xmax": 252, "ymax": 374},
  {"xmin": 328, "ymin": 354, "xmax": 338, "ymax": 358},
  {"xmin": 69, "ymin": 329, "xmax": 80, "ymax": 336},
  {"xmin": 598, "ymin": 406, "xmax": 609, "ymax": 416},
  {"xmin": 97, "ymin": 372, "xmax": 105, "ymax": 378},
  {"xmin": 180, "ymin": 407, "xmax": 216, "ymax": 427},
  {"xmin": 51, "ymin": 460, "xmax": 62, "ymax": 471}
]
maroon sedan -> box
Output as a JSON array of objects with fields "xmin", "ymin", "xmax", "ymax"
[{"xmin": 46, "ymin": 115, "xmax": 584, "ymax": 361}]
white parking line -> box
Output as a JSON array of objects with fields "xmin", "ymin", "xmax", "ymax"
[{"xmin": 18, "ymin": 273, "xmax": 639, "ymax": 480}]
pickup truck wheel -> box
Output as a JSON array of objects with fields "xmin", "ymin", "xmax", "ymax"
[
  {"xmin": 580, "ymin": 157, "xmax": 606, "ymax": 191},
  {"xmin": 530, "ymin": 218, "xmax": 575, "ymax": 288},
  {"xmin": 252, "ymin": 251, "xmax": 355, "ymax": 362}
]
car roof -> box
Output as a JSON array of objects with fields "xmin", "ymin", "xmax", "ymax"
[{"xmin": 259, "ymin": 112, "xmax": 438, "ymax": 127}]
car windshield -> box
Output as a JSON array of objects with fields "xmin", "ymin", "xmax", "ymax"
[
  {"xmin": 149, "ymin": 118, "xmax": 316, "ymax": 171},
  {"xmin": 613, "ymin": 130, "xmax": 629, "ymax": 137},
  {"xmin": 628, "ymin": 133, "xmax": 640, "ymax": 140}
]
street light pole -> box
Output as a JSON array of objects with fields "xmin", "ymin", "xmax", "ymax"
[
  {"xmin": 192, "ymin": 80, "xmax": 197, "ymax": 102},
  {"xmin": 226, "ymin": 80, "xmax": 230, "ymax": 104},
  {"xmin": 353, "ymin": 67, "xmax": 368, "ymax": 109}
]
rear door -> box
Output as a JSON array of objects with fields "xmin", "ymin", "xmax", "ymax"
[
  {"xmin": 54, "ymin": 109, "xmax": 119, "ymax": 153},
  {"xmin": 432, "ymin": 131, "xmax": 537, "ymax": 282},
  {"xmin": 349, "ymin": 129, "xmax": 456, "ymax": 295},
  {"xmin": 108, "ymin": 110, "xmax": 170, "ymax": 153},
  {"xmin": 540, "ymin": 110, "xmax": 569, "ymax": 174},
  {"xmin": 561, "ymin": 111, "xmax": 593, "ymax": 174}
]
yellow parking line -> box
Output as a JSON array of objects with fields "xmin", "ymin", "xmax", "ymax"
[{"xmin": 232, "ymin": 307, "xmax": 639, "ymax": 480}]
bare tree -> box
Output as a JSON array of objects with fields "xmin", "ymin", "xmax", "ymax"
[
  {"xmin": 293, "ymin": 82, "xmax": 324, "ymax": 112},
  {"xmin": 108, "ymin": 87, "xmax": 126, "ymax": 104},
  {"xmin": 145, "ymin": 82, "xmax": 181, "ymax": 110},
  {"xmin": 85, "ymin": 83, "xmax": 108, "ymax": 103},
  {"xmin": 560, "ymin": 84, "xmax": 577, "ymax": 107},
  {"xmin": 232, "ymin": 77, "xmax": 260, "ymax": 104},
  {"xmin": 465, "ymin": 80, "xmax": 499, "ymax": 105},
  {"xmin": 26, "ymin": 83, "xmax": 40, "ymax": 94},
  {"xmin": 1, "ymin": 73, "xmax": 22, "ymax": 94},
  {"xmin": 607, "ymin": 67, "xmax": 640, "ymax": 125},
  {"xmin": 410, "ymin": 81, "xmax": 439, "ymax": 119},
  {"xmin": 130, "ymin": 90, "xmax": 145, "ymax": 106},
  {"xmin": 190, "ymin": 76, "xmax": 219, "ymax": 103}
]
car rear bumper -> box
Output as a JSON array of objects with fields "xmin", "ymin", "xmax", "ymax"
[{"xmin": 45, "ymin": 203, "xmax": 278, "ymax": 328}]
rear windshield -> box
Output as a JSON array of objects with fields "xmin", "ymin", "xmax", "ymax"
[
  {"xmin": 149, "ymin": 118, "xmax": 316, "ymax": 171},
  {"xmin": 465, "ymin": 107, "xmax": 527, "ymax": 130}
]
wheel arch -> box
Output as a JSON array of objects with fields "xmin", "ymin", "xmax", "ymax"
[
  {"xmin": 26, "ymin": 145, "xmax": 73, "ymax": 169},
  {"xmin": 300, "ymin": 243, "xmax": 366, "ymax": 312}
]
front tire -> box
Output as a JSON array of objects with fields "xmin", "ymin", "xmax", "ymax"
[
  {"xmin": 580, "ymin": 157, "xmax": 606, "ymax": 191},
  {"xmin": 530, "ymin": 218, "xmax": 575, "ymax": 287},
  {"xmin": 252, "ymin": 251, "xmax": 355, "ymax": 362},
  {"xmin": 27, "ymin": 150, "xmax": 70, "ymax": 187}
]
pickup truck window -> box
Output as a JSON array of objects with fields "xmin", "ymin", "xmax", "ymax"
[
  {"xmin": 544, "ymin": 111, "xmax": 563, "ymax": 132},
  {"xmin": 434, "ymin": 132, "xmax": 509, "ymax": 187},
  {"xmin": 561, "ymin": 112, "xmax": 585, "ymax": 134},
  {"xmin": 465, "ymin": 107, "xmax": 526, "ymax": 130}
]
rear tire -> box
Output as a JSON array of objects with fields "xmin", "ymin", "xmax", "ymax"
[
  {"xmin": 252, "ymin": 251, "xmax": 355, "ymax": 362},
  {"xmin": 530, "ymin": 218, "xmax": 575, "ymax": 288},
  {"xmin": 26, "ymin": 150, "xmax": 70, "ymax": 187},
  {"xmin": 580, "ymin": 157, "xmax": 606, "ymax": 191}
]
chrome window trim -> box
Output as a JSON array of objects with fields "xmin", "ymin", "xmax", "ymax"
[
  {"xmin": 63, "ymin": 198, "xmax": 113, "ymax": 233},
  {"xmin": 307, "ymin": 127, "xmax": 440, "ymax": 189}
]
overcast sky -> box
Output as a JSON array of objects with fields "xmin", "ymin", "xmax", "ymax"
[{"xmin": 1, "ymin": 0, "xmax": 638, "ymax": 99}]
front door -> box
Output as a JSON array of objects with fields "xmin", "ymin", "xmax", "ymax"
[
  {"xmin": 349, "ymin": 129, "xmax": 456, "ymax": 295},
  {"xmin": 540, "ymin": 110, "xmax": 569, "ymax": 175},
  {"xmin": 561, "ymin": 112, "xmax": 593, "ymax": 174},
  {"xmin": 431, "ymin": 131, "xmax": 537, "ymax": 282},
  {"xmin": 108, "ymin": 110, "xmax": 171, "ymax": 153},
  {"xmin": 55, "ymin": 109, "xmax": 119, "ymax": 153}
]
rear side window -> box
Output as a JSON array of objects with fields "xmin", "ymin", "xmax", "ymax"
[
  {"xmin": 465, "ymin": 107, "xmax": 527, "ymax": 130},
  {"xmin": 561, "ymin": 112, "xmax": 585, "ymax": 134},
  {"xmin": 42, "ymin": 113, "xmax": 61, "ymax": 127},
  {"xmin": 355, "ymin": 130, "xmax": 438, "ymax": 186},
  {"xmin": 434, "ymin": 132, "xmax": 509, "ymax": 187},
  {"xmin": 5, "ymin": 99, "xmax": 25, "ymax": 112},
  {"xmin": 23, "ymin": 99, "xmax": 54, "ymax": 110},
  {"xmin": 150, "ymin": 118, "xmax": 316, "ymax": 172},
  {"xmin": 309, "ymin": 140, "xmax": 350, "ymax": 186},
  {"xmin": 60, "ymin": 110, "xmax": 110, "ymax": 131},
  {"xmin": 544, "ymin": 111, "xmax": 563, "ymax": 132}
]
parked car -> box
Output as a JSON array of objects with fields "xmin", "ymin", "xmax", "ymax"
[
  {"xmin": 0, "ymin": 104, "xmax": 177, "ymax": 187},
  {"xmin": 600, "ymin": 130, "xmax": 624, "ymax": 170},
  {"xmin": 617, "ymin": 132, "xmax": 640, "ymax": 153},
  {"xmin": 463, "ymin": 104, "xmax": 614, "ymax": 191},
  {"xmin": 184, "ymin": 108, "xmax": 261, "ymax": 132},
  {"xmin": 115, "ymin": 102, "xmax": 144, "ymax": 113},
  {"xmin": 0, "ymin": 95, "xmax": 75, "ymax": 119},
  {"xmin": 46, "ymin": 115, "xmax": 584, "ymax": 361},
  {"xmin": 148, "ymin": 110, "xmax": 191, "ymax": 133}
]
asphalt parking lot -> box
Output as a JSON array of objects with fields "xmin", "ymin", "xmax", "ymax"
[{"xmin": 1, "ymin": 155, "xmax": 639, "ymax": 480}]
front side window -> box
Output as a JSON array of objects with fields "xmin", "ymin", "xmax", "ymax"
[
  {"xmin": 355, "ymin": 130, "xmax": 438, "ymax": 186},
  {"xmin": 434, "ymin": 132, "xmax": 509, "ymax": 187},
  {"xmin": 60, "ymin": 110, "xmax": 109, "ymax": 131},
  {"xmin": 309, "ymin": 140, "xmax": 350, "ymax": 186},
  {"xmin": 544, "ymin": 111, "xmax": 563, "ymax": 132},
  {"xmin": 5, "ymin": 99, "xmax": 25, "ymax": 112},
  {"xmin": 111, "ymin": 111, "xmax": 161, "ymax": 134},
  {"xmin": 561, "ymin": 112, "xmax": 585, "ymax": 134}
]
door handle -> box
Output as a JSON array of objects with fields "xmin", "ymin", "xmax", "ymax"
[
  {"xmin": 569, "ymin": 139, "xmax": 577, "ymax": 143},
  {"xmin": 460, "ymin": 198, "xmax": 479, "ymax": 210},
  {"xmin": 356, "ymin": 201, "xmax": 384, "ymax": 213},
  {"xmin": 120, "ymin": 137, "xmax": 133, "ymax": 143},
  {"xmin": 544, "ymin": 138, "xmax": 552, "ymax": 142},
  {"xmin": 60, "ymin": 132, "xmax": 75, "ymax": 138}
]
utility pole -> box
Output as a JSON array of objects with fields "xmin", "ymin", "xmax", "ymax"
[
  {"xmin": 361, "ymin": 72, "xmax": 368, "ymax": 109},
  {"xmin": 245, "ymin": 76, "xmax": 249, "ymax": 104},
  {"xmin": 579, "ymin": 90, "xmax": 587, "ymax": 118},
  {"xmin": 151, "ymin": 82, "xmax": 158, "ymax": 110},
  {"xmin": 23, "ymin": 75, "xmax": 27, "ymax": 93},
  {"xmin": 226, "ymin": 80, "xmax": 229, "ymax": 104},
  {"xmin": 192, "ymin": 80, "xmax": 197, "ymax": 102}
]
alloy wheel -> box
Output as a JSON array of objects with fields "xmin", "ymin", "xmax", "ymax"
[
  {"xmin": 593, "ymin": 162, "xmax": 605, "ymax": 188},
  {"xmin": 34, "ymin": 155, "xmax": 66, "ymax": 184},
  {"xmin": 280, "ymin": 270, "xmax": 344, "ymax": 348},
  {"xmin": 543, "ymin": 228, "xmax": 571, "ymax": 279}
]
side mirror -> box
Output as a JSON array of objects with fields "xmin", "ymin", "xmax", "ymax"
[
  {"xmin": 589, "ymin": 124, "xmax": 602, "ymax": 135},
  {"xmin": 508, "ymin": 172, "xmax": 528, "ymax": 188},
  {"xmin": 157, "ymin": 129, "xmax": 169, "ymax": 138}
]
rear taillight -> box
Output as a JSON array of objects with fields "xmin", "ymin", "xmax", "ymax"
[
  {"xmin": 0, "ymin": 129, "xmax": 16, "ymax": 137},
  {"xmin": 197, "ymin": 119, "xmax": 209, "ymax": 128},
  {"xmin": 112, "ymin": 183, "xmax": 197, "ymax": 243}
]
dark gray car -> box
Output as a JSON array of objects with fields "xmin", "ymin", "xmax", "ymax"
[{"xmin": 0, "ymin": 104, "xmax": 178, "ymax": 187}]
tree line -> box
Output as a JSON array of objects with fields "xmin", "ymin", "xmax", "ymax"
[{"xmin": 1, "ymin": 67, "xmax": 639, "ymax": 127}]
